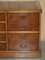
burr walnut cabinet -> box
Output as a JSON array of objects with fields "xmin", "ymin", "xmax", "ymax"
[{"xmin": 0, "ymin": 1, "xmax": 42, "ymax": 58}]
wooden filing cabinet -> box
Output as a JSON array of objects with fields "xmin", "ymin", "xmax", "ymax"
[{"xmin": 0, "ymin": 1, "xmax": 42, "ymax": 58}]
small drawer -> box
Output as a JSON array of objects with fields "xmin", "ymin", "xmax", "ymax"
[
  {"xmin": 0, "ymin": 33, "xmax": 6, "ymax": 41},
  {"xmin": 0, "ymin": 23, "xmax": 6, "ymax": 31},
  {"xmin": 8, "ymin": 33, "xmax": 39, "ymax": 51},
  {"xmin": 0, "ymin": 43, "xmax": 6, "ymax": 51},
  {"xmin": 0, "ymin": 13, "xmax": 5, "ymax": 21},
  {"xmin": 7, "ymin": 13, "xmax": 39, "ymax": 31}
]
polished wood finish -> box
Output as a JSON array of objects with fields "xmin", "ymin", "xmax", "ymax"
[
  {"xmin": 8, "ymin": 33, "xmax": 39, "ymax": 51},
  {"xmin": 7, "ymin": 13, "xmax": 39, "ymax": 31},
  {"xmin": 0, "ymin": 51, "xmax": 41, "ymax": 58},
  {"xmin": 0, "ymin": 33, "xmax": 6, "ymax": 41},
  {"xmin": 0, "ymin": 13, "xmax": 5, "ymax": 21},
  {"xmin": 0, "ymin": 43, "xmax": 6, "ymax": 51},
  {"xmin": 0, "ymin": 23, "xmax": 6, "ymax": 31},
  {"xmin": 0, "ymin": 1, "xmax": 42, "ymax": 58}
]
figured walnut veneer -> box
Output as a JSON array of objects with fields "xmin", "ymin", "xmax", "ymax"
[{"xmin": 0, "ymin": 1, "xmax": 42, "ymax": 58}]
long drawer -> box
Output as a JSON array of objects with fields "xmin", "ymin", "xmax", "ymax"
[
  {"xmin": 7, "ymin": 13, "xmax": 39, "ymax": 31},
  {"xmin": 8, "ymin": 33, "xmax": 39, "ymax": 51}
]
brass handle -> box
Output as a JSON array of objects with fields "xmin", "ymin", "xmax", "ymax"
[{"xmin": 20, "ymin": 45, "xmax": 27, "ymax": 48}]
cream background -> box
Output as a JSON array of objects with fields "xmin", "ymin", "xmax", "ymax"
[{"xmin": 0, "ymin": 0, "xmax": 45, "ymax": 60}]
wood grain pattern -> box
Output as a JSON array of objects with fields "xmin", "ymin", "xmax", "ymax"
[
  {"xmin": 0, "ymin": 1, "xmax": 42, "ymax": 58},
  {"xmin": 0, "ymin": 13, "xmax": 5, "ymax": 21},
  {"xmin": 0, "ymin": 43, "xmax": 6, "ymax": 51},
  {"xmin": 7, "ymin": 13, "xmax": 39, "ymax": 31},
  {"xmin": 0, "ymin": 33, "xmax": 6, "ymax": 41},
  {"xmin": 0, "ymin": 23, "xmax": 6, "ymax": 31},
  {"xmin": 0, "ymin": 51, "xmax": 41, "ymax": 58},
  {"xmin": 8, "ymin": 33, "xmax": 39, "ymax": 51}
]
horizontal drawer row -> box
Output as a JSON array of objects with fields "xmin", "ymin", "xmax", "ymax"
[
  {"xmin": 0, "ymin": 33, "xmax": 39, "ymax": 41},
  {"xmin": 0, "ymin": 23, "xmax": 39, "ymax": 31},
  {"xmin": 0, "ymin": 13, "xmax": 39, "ymax": 31},
  {"xmin": 0, "ymin": 13, "xmax": 39, "ymax": 21},
  {"xmin": 0, "ymin": 33, "xmax": 39, "ymax": 51}
]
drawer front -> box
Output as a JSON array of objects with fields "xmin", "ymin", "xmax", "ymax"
[
  {"xmin": 8, "ymin": 33, "xmax": 39, "ymax": 51},
  {"xmin": 0, "ymin": 33, "xmax": 6, "ymax": 41},
  {"xmin": 0, "ymin": 23, "xmax": 6, "ymax": 31},
  {"xmin": 0, "ymin": 13, "xmax": 5, "ymax": 21},
  {"xmin": 7, "ymin": 13, "xmax": 39, "ymax": 31},
  {"xmin": 0, "ymin": 43, "xmax": 6, "ymax": 51}
]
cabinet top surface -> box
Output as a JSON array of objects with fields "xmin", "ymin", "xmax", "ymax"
[{"xmin": 0, "ymin": 1, "xmax": 42, "ymax": 13}]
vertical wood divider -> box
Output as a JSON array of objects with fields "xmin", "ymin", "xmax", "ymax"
[
  {"xmin": 5, "ymin": 12, "xmax": 8, "ymax": 50},
  {"xmin": 39, "ymin": 13, "xmax": 41, "ymax": 50}
]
